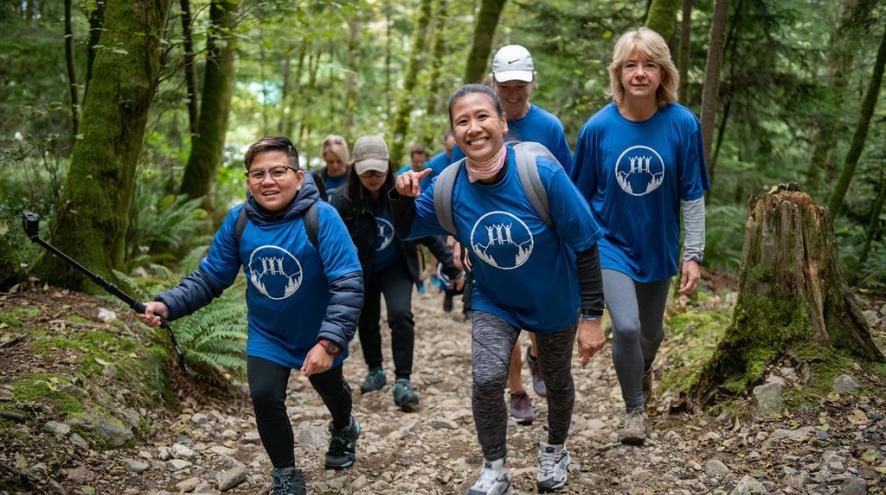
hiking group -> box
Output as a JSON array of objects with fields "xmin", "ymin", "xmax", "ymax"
[{"xmin": 137, "ymin": 27, "xmax": 709, "ymax": 495}]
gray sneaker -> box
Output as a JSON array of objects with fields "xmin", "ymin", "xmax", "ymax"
[
  {"xmin": 508, "ymin": 392, "xmax": 536, "ymax": 425},
  {"xmin": 525, "ymin": 347, "xmax": 547, "ymax": 398},
  {"xmin": 360, "ymin": 367, "xmax": 386, "ymax": 394},
  {"xmin": 392, "ymin": 378, "xmax": 420, "ymax": 412},
  {"xmin": 618, "ymin": 408, "xmax": 647, "ymax": 446},
  {"xmin": 466, "ymin": 459, "xmax": 512, "ymax": 495},
  {"xmin": 536, "ymin": 442, "xmax": 570, "ymax": 492},
  {"xmin": 269, "ymin": 466, "xmax": 306, "ymax": 495}
]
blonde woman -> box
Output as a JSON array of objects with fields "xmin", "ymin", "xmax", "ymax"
[
  {"xmin": 571, "ymin": 27, "xmax": 710, "ymax": 445},
  {"xmin": 314, "ymin": 134, "xmax": 350, "ymax": 199}
]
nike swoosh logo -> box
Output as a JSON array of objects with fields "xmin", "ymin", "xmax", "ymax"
[{"xmin": 508, "ymin": 58, "xmax": 520, "ymax": 64}]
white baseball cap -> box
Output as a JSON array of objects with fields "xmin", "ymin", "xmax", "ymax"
[
  {"xmin": 352, "ymin": 135, "xmax": 390, "ymax": 175},
  {"xmin": 492, "ymin": 45, "xmax": 534, "ymax": 83}
]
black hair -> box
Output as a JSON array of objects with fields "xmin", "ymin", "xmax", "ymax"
[
  {"xmin": 447, "ymin": 84, "xmax": 504, "ymax": 127},
  {"xmin": 244, "ymin": 136, "xmax": 299, "ymax": 170},
  {"xmin": 342, "ymin": 160, "xmax": 396, "ymax": 210}
]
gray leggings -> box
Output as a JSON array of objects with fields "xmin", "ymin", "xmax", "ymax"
[
  {"xmin": 602, "ymin": 269, "xmax": 671, "ymax": 411},
  {"xmin": 471, "ymin": 311, "xmax": 577, "ymax": 461}
]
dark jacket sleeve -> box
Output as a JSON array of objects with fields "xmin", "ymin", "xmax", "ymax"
[
  {"xmin": 154, "ymin": 268, "xmax": 226, "ymax": 321},
  {"xmin": 576, "ymin": 244, "xmax": 604, "ymax": 317},
  {"xmin": 316, "ymin": 270, "xmax": 364, "ymax": 347},
  {"xmin": 389, "ymin": 189, "xmax": 417, "ymax": 240},
  {"xmin": 419, "ymin": 235, "xmax": 460, "ymax": 279}
]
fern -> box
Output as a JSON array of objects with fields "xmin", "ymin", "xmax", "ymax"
[{"xmin": 704, "ymin": 203, "xmax": 747, "ymax": 270}]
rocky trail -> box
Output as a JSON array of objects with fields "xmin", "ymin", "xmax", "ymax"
[{"xmin": 1, "ymin": 284, "xmax": 884, "ymax": 494}]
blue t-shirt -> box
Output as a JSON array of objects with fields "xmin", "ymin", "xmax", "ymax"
[
  {"xmin": 571, "ymin": 102, "xmax": 710, "ymax": 282},
  {"xmin": 371, "ymin": 209, "xmax": 397, "ymax": 272},
  {"xmin": 316, "ymin": 172, "xmax": 346, "ymax": 195},
  {"xmin": 425, "ymin": 151, "xmax": 453, "ymax": 178},
  {"xmin": 450, "ymin": 104, "xmax": 574, "ymax": 176},
  {"xmin": 199, "ymin": 202, "xmax": 361, "ymax": 369},
  {"xmin": 406, "ymin": 145, "xmax": 602, "ymax": 333}
]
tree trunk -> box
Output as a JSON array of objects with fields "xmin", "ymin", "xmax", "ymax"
[
  {"xmin": 384, "ymin": 0, "xmax": 392, "ymax": 116},
  {"xmin": 827, "ymin": 25, "xmax": 886, "ymax": 218},
  {"xmin": 689, "ymin": 187, "xmax": 884, "ymax": 406},
  {"xmin": 463, "ymin": 0, "xmax": 507, "ymax": 84},
  {"xmin": 39, "ymin": 0, "xmax": 170, "ymax": 289},
  {"xmin": 709, "ymin": 97, "xmax": 731, "ymax": 197},
  {"xmin": 344, "ymin": 13, "xmax": 361, "ymax": 133},
  {"xmin": 179, "ymin": 0, "xmax": 240, "ymax": 210},
  {"xmin": 84, "ymin": 0, "xmax": 105, "ymax": 103},
  {"xmin": 677, "ymin": 0, "xmax": 692, "ymax": 103},
  {"xmin": 282, "ymin": 39, "xmax": 307, "ymax": 139},
  {"xmin": 645, "ymin": 0, "xmax": 680, "ymax": 40},
  {"xmin": 389, "ymin": 0, "xmax": 433, "ymax": 166},
  {"xmin": 64, "ymin": 0, "xmax": 78, "ymax": 138},
  {"xmin": 426, "ymin": 0, "xmax": 449, "ymax": 118},
  {"xmin": 180, "ymin": 0, "xmax": 198, "ymax": 136},
  {"xmin": 860, "ymin": 170, "xmax": 885, "ymax": 264},
  {"xmin": 699, "ymin": 0, "xmax": 729, "ymax": 180}
]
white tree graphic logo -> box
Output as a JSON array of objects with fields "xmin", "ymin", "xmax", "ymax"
[
  {"xmin": 247, "ymin": 245, "xmax": 303, "ymax": 300},
  {"xmin": 469, "ymin": 211, "xmax": 534, "ymax": 270},
  {"xmin": 375, "ymin": 217, "xmax": 395, "ymax": 251},
  {"xmin": 614, "ymin": 145, "xmax": 665, "ymax": 196}
]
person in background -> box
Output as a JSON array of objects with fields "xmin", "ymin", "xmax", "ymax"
[
  {"xmin": 571, "ymin": 27, "xmax": 710, "ymax": 445},
  {"xmin": 137, "ymin": 137, "xmax": 364, "ymax": 495},
  {"xmin": 314, "ymin": 134, "xmax": 350, "ymax": 200},
  {"xmin": 331, "ymin": 135, "xmax": 463, "ymax": 412}
]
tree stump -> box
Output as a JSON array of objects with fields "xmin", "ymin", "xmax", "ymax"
[{"xmin": 691, "ymin": 185, "xmax": 883, "ymax": 407}]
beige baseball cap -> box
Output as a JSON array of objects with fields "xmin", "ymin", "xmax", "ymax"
[{"xmin": 352, "ymin": 135, "xmax": 390, "ymax": 175}]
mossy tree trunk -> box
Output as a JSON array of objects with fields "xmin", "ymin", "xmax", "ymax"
[
  {"xmin": 64, "ymin": 0, "xmax": 78, "ymax": 138},
  {"xmin": 677, "ymin": 0, "xmax": 692, "ymax": 104},
  {"xmin": 645, "ymin": 0, "xmax": 680, "ymax": 40},
  {"xmin": 425, "ymin": 0, "xmax": 449, "ymax": 119},
  {"xmin": 388, "ymin": 0, "xmax": 432, "ymax": 167},
  {"xmin": 700, "ymin": 0, "xmax": 729, "ymax": 183},
  {"xmin": 83, "ymin": 0, "xmax": 105, "ymax": 100},
  {"xmin": 179, "ymin": 0, "xmax": 239, "ymax": 211},
  {"xmin": 179, "ymin": 0, "xmax": 198, "ymax": 136},
  {"xmin": 38, "ymin": 0, "xmax": 170, "ymax": 290},
  {"xmin": 690, "ymin": 187, "xmax": 884, "ymax": 407},
  {"xmin": 462, "ymin": 0, "xmax": 507, "ymax": 84}
]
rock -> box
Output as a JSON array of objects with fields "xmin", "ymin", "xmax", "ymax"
[
  {"xmin": 840, "ymin": 476, "xmax": 868, "ymax": 495},
  {"xmin": 862, "ymin": 310, "xmax": 878, "ymax": 326},
  {"xmin": 779, "ymin": 367, "xmax": 798, "ymax": 381},
  {"xmin": 121, "ymin": 458, "xmax": 149, "ymax": 473},
  {"xmin": 297, "ymin": 425, "xmax": 327, "ymax": 448},
  {"xmin": 58, "ymin": 384, "xmax": 87, "ymax": 398},
  {"xmin": 753, "ymin": 382, "xmax": 783, "ymax": 416},
  {"xmin": 0, "ymin": 388, "xmax": 14, "ymax": 401},
  {"xmin": 191, "ymin": 413, "xmax": 209, "ymax": 425},
  {"xmin": 784, "ymin": 471, "xmax": 809, "ymax": 489},
  {"xmin": 430, "ymin": 418, "xmax": 458, "ymax": 430},
  {"xmin": 730, "ymin": 474, "xmax": 765, "ymax": 494},
  {"xmin": 173, "ymin": 443, "xmax": 196, "ymax": 459},
  {"xmin": 208, "ymin": 446, "xmax": 236, "ymax": 456},
  {"xmin": 587, "ymin": 419, "xmax": 607, "ymax": 430},
  {"xmin": 705, "ymin": 459, "xmax": 731, "ymax": 478},
  {"xmin": 167, "ymin": 459, "xmax": 192, "ymax": 471},
  {"xmin": 822, "ymin": 451, "xmax": 846, "ymax": 464},
  {"xmin": 69, "ymin": 433, "xmax": 89, "ymax": 449},
  {"xmin": 175, "ymin": 477, "xmax": 201, "ymax": 492},
  {"xmin": 119, "ymin": 408, "xmax": 140, "ymax": 429},
  {"xmin": 192, "ymin": 483, "xmax": 215, "ymax": 493},
  {"xmin": 97, "ymin": 308, "xmax": 117, "ymax": 322},
  {"xmin": 832, "ymin": 374, "xmax": 860, "ymax": 394},
  {"xmin": 879, "ymin": 303, "xmax": 886, "ymax": 316},
  {"xmin": 242, "ymin": 430, "xmax": 261, "ymax": 443},
  {"xmin": 769, "ymin": 427, "xmax": 814, "ymax": 442},
  {"xmin": 62, "ymin": 466, "xmax": 95, "ymax": 484},
  {"xmin": 44, "ymin": 420, "xmax": 70, "ymax": 436},
  {"xmin": 217, "ymin": 465, "xmax": 248, "ymax": 491},
  {"xmin": 351, "ymin": 474, "xmax": 369, "ymax": 490},
  {"xmin": 80, "ymin": 413, "xmax": 133, "ymax": 447}
]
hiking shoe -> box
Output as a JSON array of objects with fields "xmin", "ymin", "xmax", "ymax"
[
  {"xmin": 443, "ymin": 293, "xmax": 454, "ymax": 312},
  {"xmin": 508, "ymin": 392, "xmax": 536, "ymax": 425},
  {"xmin": 269, "ymin": 466, "xmax": 306, "ymax": 495},
  {"xmin": 392, "ymin": 378, "xmax": 420, "ymax": 412},
  {"xmin": 525, "ymin": 346, "xmax": 547, "ymax": 398},
  {"xmin": 617, "ymin": 408, "xmax": 648, "ymax": 446},
  {"xmin": 360, "ymin": 367, "xmax": 386, "ymax": 394},
  {"xmin": 537, "ymin": 442, "xmax": 570, "ymax": 492},
  {"xmin": 466, "ymin": 459, "xmax": 512, "ymax": 495},
  {"xmin": 325, "ymin": 416, "xmax": 360, "ymax": 469},
  {"xmin": 642, "ymin": 367, "xmax": 654, "ymax": 404}
]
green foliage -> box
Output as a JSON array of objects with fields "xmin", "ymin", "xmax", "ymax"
[{"xmin": 703, "ymin": 204, "xmax": 746, "ymax": 270}]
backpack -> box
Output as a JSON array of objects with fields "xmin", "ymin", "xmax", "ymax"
[
  {"xmin": 433, "ymin": 141, "xmax": 555, "ymax": 235},
  {"xmin": 233, "ymin": 202, "xmax": 320, "ymax": 250}
]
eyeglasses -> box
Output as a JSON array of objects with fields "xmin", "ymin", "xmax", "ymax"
[{"xmin": 245, "ymin": 166, "xmax": 297, "ymax": 184}]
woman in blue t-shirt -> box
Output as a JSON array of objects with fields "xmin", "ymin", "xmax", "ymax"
[
  {"xmin": 313, "ymin": 134, "xmax": 349, "ymax": 200},
  {"xmin": 330, "ymin": 135, "xmax": 463, "ymax": 412},
  {"xmin": 392, "ymin": 85, "xmax": 605, "ymax": 495},
  {"xmin": 571, "ymin": 27, "xmax": 711, "ymax": 446}
]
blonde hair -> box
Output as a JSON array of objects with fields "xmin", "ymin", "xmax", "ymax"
[
  {"xmin": 608, "ymin": 27, "xmax": 679, "ymax": 107},
  {"xmin": 321, "ymin": 134, "xmax": 349, "ymax": 164}
]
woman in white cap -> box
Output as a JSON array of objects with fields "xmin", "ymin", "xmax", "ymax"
[
  {"xmin": 571, "ymin": 27, "xmax": 710, "ymax": 445},
  {"xmin": 330, "ymin": 135, "xmax": 463, "ymax": 412}
]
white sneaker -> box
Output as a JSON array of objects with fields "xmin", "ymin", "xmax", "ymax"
[
  {"xmin": 536, "ymin": 442, "xmax": 569, "ymax": 492},
  {"xmin": 466, "ymin": 458, "xmax": 512, "ymax": 495}
]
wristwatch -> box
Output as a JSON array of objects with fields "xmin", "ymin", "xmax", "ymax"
[{"xmin": 318, "ymin": 339, "xmax": 343, "ymax": 356}]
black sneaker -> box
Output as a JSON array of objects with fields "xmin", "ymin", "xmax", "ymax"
[
  {"xmin": 392, "ymin": 378, "xmax": 420, "ymax": 412},
  {"xmin": 360, "ymin": 367, "xmax": 386, "ymax": 394},
  {"xmin": 269, "ymin": 466, "xmax": 306, "ymax": 495},
  {"xmin": 325, "ymin": 416, "xmax": 360, "ymax": 469}
]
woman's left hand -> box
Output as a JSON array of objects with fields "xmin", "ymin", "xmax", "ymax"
[
  {"xmin": 301, "ymin": 344, "xmax": 333, "ymax": 377},
  {"xmin": 679, "ymin": 260, "xmax": 701, "ymax": 295}
]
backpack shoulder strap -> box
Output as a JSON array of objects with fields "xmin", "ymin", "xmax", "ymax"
[
  {"xmin": 234, "ymin": 207, "xmax": 249, "ymax": 246},
  {"xmin": 304, "ymin": 202, "xmax": 319, "ymax": 251},
  {"xmin": 433, "ymin": 159, "xmax": 465, "ymax": 235},
  {"xmin": 513, "ymin": 142, "xmax": 553, "ymax": 228}
]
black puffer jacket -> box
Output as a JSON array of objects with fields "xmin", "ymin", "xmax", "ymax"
[{"xmin": 330, "ymin": 174, "xmax": 460, "ymax": 286}]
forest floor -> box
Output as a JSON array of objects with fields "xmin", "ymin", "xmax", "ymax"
[{"xmin": 1, "ymin": 280, "xmax": 885, "ymax": 495}]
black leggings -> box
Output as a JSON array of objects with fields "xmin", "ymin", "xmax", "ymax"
[
  {"xmin": 359, "ymin": 259, "xmax": 415, "ymax": 379},
  {"xmin": 247, "ymin": 356, "xmax": 352, "ymax": 468}
]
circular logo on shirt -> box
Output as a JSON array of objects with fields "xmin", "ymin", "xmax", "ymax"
[
  {"xmin": 469, "ymin": 211, "xmax": 534, "ymax": 270},
  {"xmin": 247, "ymin": 245, "xmax": 303, "ymax": 300},
  {"xmin": 614, "ymin": 145, "xmax": 665, "ymax": 196},
  {"xmin": 375, "ymin": 217, "xmax": 394, "ymax": 251}
]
